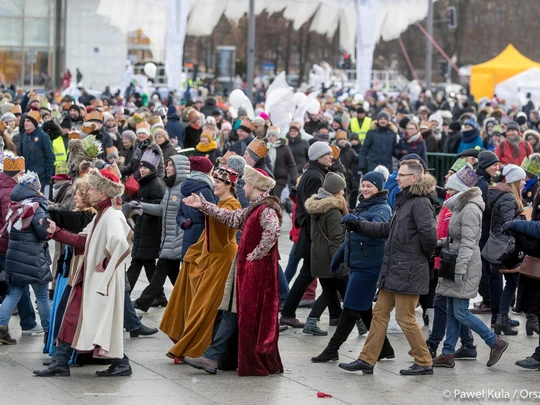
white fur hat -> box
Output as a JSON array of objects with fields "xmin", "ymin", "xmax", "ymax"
[{"xmin": 243, "ymin": 165, "xmax": 275, "ymax": 192}]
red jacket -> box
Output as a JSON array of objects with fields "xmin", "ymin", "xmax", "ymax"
[
  {"xmin": 0, "ymin": 173, "xmax": 17, "ymax": 254},
  {"xmin": 495, "ymin": 139, "xmax": 532, "ymax": 166},
  {"xmin": 434, "ymin": 197, "xmax": 452, "ymax": 270}
]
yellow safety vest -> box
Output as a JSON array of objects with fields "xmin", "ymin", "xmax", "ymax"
[
  {"xmin": 52, "ymin": 136, "xmax": 68, "ymax": 174},
  {"xmin": 350, "ymin": 116, "xmax": 372, "ymax": 142}
]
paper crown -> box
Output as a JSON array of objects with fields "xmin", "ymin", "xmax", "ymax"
[
  {"xmin": 81, "ymin": 135, "xmax": 103, "ymax": 158},
  {"xmin": 82, "ymin": 121, "xmax": 98, "ymax": 135},
  {"xmin": 0, "ymin": 121, "xmax": 4, "ymax": 132},
  {"xmin": 29, "ymin": 94, "xmax": 40, "ymax": 103},
  {"xmin": 246, "ymin": 139, "xmax": 268, "ymax": 159},
  {"xmin": 27, "ymin": 110, "xmax": 41, "ymax": 123},
  {"xmin": 218, "ymin": 150, "xmax": 236, "ymax": 165},
  {"xmin": 186, "ymin": 108, "xmax": 199, "ymax": 122},
  {"xmin": 266, "ymin": 126, "xmax": 280, "ymax": 137},
  {"xmin": 136, "ymin": 121, "xmax": 151, "ymax": 134},
  {"xmin": 10, "ymin": 105, "xmax": 22, "ymax": 115},
  {"xmin": 68, "ymin": 130, "xmax": 82, "ymax": 140},
  {"xmin": 91, "ymin": 99, "xmax": 104, "ymax": 107},
  {"xmin": 213, "ymin": 166, "xmax": 239, "ymax": 185},
  {"xmin": 335, "ymin": 130, "xmax": 348, "ymax": 140},
  {"xmin": 330, "ymin": 144, "xmax": 341, "ymax": 160},
  {"xmin": 85, "ymin": 110, "xmax": 103, "ymax": 122},
  {"xmin": 521, "ymin": 154, "xmax": 540, "ymax": 177},
  {"xmin": 289, "ymin": 121, "xmax": 301, "ymax": 130},
  {"xmin": 239, "ymin": 119, "xmax": 254, "ymax": 133},
  {"xmin": 149, "ymin": 115, "xmax": 163, "ymax": 129},
  {"xmin": 450, "ymin": 158, "xmax": 467, "ymax": 173},
  {"xmin": 140, "ymin": 150, "xmax": 161, "ymax": 169},
  {"xmin": 62, "ymin": 102, "xmax": 72, "ymax": 111},
  {"xmin": 3, "ymin": 155, "xmax": 25, "ymax": 173}
]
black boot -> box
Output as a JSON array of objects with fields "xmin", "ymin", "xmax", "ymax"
[
  {"xmin": 96, "ymin": 355, "xmax": 132, "ymax": 377},
  {"xmin": 494, "ymin": 314, "xmax": 518, "ymax": 336},
  {"xmin": 526, "ymin": 314, "xmax": 540, "ymax": 336},
  {"xmin": 130, "ymin": 324, "xmax": 158, "ymax": 337},
  {"xmin": 378, "ymin": 337, "xmax": 395, "ymax": 360},
  {"xmin": 33, "ymin": 361, "xmax": 70, "ymax": 377},
  {"xmin": 311, "ymin": 349, "xmax": 339, "ymax": 363}
]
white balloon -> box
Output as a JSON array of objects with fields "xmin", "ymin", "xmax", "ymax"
[
  {"xmin": 229, "ymin": 89, "xmax": 246, "ymax": 108},
  {"xmin": 363, "ymin": 101, "xmax": 370, "ymax": 111},
  {"xmin": 143, "ymin": 62, "xmax": 157, "ymax": 79},
  {"xmin": 307, "ymin": 99, "xmax": 320, "ymax": 115},
  {"xmin": 354, "ymin": 93, "xmax": 364, "ymax": 103},
  {"xmin": 292, "ymin": 92, "xmax": 307, "ymax": 106}
]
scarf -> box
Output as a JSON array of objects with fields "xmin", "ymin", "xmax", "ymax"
[
  {"xmin": 190, "ymin": 124, "xmax": 201, "ymax": 131},
  {"xmin": 317, "ymin": 187, "xmax": 333, "ymax": 199},
  {"xmin": 524, "ymin": 177, "xmax": 537, "ymax": 193},
  {"xmin": 461, "ymin": 128, "xmax": 480, "ymax": 144},
  {"xmin": 163, "ymin": 174, "xmax": 176, "ymax": 188},
  {"xmin": 189, "ymin": 170, "xmax": 214, "ymax": 190},
  {"xmin": 195, "ymin": 140, "xmax": 218, "ymax": 153},
  {"xmin": 267, "ymin": 141, "xmax": 280, "ymax": 170},
  {"xmin": 506, "ymin": 136, "xmax": 522, "ymax": 158},
  {"xmin": 404, "ymin": 131, "xmax": 422, "ymax": 144},
  {"xmin": 1, "ymin": 195, "xmax": 48, "ymax": 236},
  {"xmin": 137, "ymin": 139, "xmax": 150, "ymax": 150}
]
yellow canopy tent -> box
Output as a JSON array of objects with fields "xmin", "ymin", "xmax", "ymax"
[{"xmin": 470, "ymin": 44, "xmax": 540, "ymax": 101}]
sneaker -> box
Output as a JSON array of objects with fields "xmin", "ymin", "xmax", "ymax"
[
  {"xmin": 487, "ymin": 337, "xmax": 508, "ymax": 367},
  {"xmin": 22, "ymin": 325, "xmax": 44, "ymax": 336},
  {"xmin": 454, "ymin": 346, "xmax": 477, "ymax": 360},
  {"xmin": 515, "ymin": 356, "xmax": 540, "ymax": 370},
  {"xmin": 432, "ymin": 354, "xmax": 455, "ymax": 368},
  {"xmin": 298, "ymin": 299, "xmax": 315, "ymax": 308}
]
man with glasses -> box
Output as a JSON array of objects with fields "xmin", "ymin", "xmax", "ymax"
[{"xmin": 339, "ymin": 160, "xmax": 438, "ymax": 376}]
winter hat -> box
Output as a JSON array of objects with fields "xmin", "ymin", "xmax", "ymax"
[
  {"xmin": 18, "ymin": 171, "xmax": 41, "ymax": 192},
  {"xmin": 289, "ymin": 121, "xmax": 301, "ymax": 131},
  {"xmin": 502, "ymin": 164, "xmax": 526, "ymax": 184},
  {"xmin": 239, "ymin": 119, "xmax": 254, "ymax": 133},
  {"xmin": 399, "ymin": 117, "xmax": 410, "ymax": 130},
  {"xmin": 373, "ymin": 165, "xmax": 390, "ymax": 181},
  {"xmin": 122, "ymin": 130, "xmax": 136, "ymax": 143},
  {"xmin": 506, "ymin": 121, "xmax": 520, "ymax": 132},
  {"xmin": 456, "ymin": 148, "xmax": 480, "ymax": 159},
  {"xmin": 103, "ymin": 112, "xmax": 114, "ymax": 123},
  {"xmin": 243, "ymin": 165, "xmax": 275, "ymax": 192},
  {"xmin": 226, "ymin": 155, "xmax": 246, "ymax": 177},
  {"xmin": 521, "ymin": 154, "xmax": 540, "ymax": 178},
  {"xmin": 362, "ymin": 171, "xmax": 385, "ymax": 191},
  {"xmin": 335, "ymin": 130, "xmax": 348, "ymax": 140},
  {"xmin": 449, "ymin": 121, "xmax": 462, "ymax": 132},
  {"xmin": 253, "ymin": 117, "xmax": 265, "ymax": 127},
  {"xmin": 308, "ymin": 141, "xmax": 332, "ymax": 161},
  {"xmin": 377, "ymin": 111, "xmax": 390, "ymax": 121},
  {"xmin": 60, "ymin": 118, "xmax": 72, "ymax": 130},
  {"xmin": 399, "ymin": 153, "xmax": 428, "ymax": 170},
  {"xmin": 266, "ymin": 126, "xmax": 280, "ymax": 138},
  {"xmin": 450, "ymin": 158, "xmax": 468, "ymax": 173},
  {"xmin": 259, "ymin": 111, "xmax": 270, "ymax": 121},
  {"xmin": 87, "ymin": 168, "xmax": 124, "ymax": 198},
  {"xmin": 446, "ymin": 164, "xmax": 479, "ymax": 192},
  {"xmin": 213, "ymin": 166, "xmax": 239, "ymax": 185},
  {"xmin": 189, "ymin": 156, "xmax": 213, "ymax": 174},
  {"xmin": 1, "ymin": 112, "xmax": 16, "ymax": 123},
  {"xmin": 246, "ymin": 139, "xmax": 269, "ymax": 162},
  {"xmin": 221, "ymin": 121, "xmax": 232, "ymax": 132},
  {"xmin": 463, "ymin": 118, "xmax": 477, "ymax": 129},
  {"xmin": 323, "ymin": 172, "xmax": 346, "ymax": 194},
  {"xmin": 478, "ymin": 150, "xmax": 500, "ymax": 169},
  {"xmin": 107, "ymin": 152, "xmax": 119, "ymax": 161},
  {"xmin": 1, "ymin": 103, "xmax": 14, "ymax": 115},
  {"xmin": 3, "ymin": 155, "xmax": 25, "ymax": 177},
  {"xmin": 516, "ymin": 112, "xmax": 527, "ymax": 125}
]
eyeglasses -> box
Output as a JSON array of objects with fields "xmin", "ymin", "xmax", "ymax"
[{"xmin": 396, "ymin": 172, "xmax": 416, "ymax": 178}]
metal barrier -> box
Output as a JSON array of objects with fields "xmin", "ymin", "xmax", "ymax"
[{"xmin": 427, "ymin": 152, "xmax": 458, "ymax": 186}]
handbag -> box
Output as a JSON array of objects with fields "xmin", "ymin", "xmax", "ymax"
[
  {"xmin": 124, "ymin": 174, "xmax": 140, "ymax": 197},
  {"xmin": 481, "ymin": 198, "xmax": 515, "ymax": 264},
  {"xmin": 519, "ymin": 255, "xmax": 540, "ymax": 280},
  {"xmin": 318, "ymin": 222, "xmax": 347, "ymax": 279},
  {"xmin": 438, "ymin": 237, "xmax": 457, "ymax": 281}
]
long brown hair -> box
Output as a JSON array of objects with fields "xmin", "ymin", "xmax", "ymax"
[
  {"xmin": 507, "ymin": 180, "xmax": 524, "ymax": 212},
  {"xmin": 2, "ymin": 133, "xmax": 17, "ymax": 154},
  {"xmin": 336, "ymin": 193, "xmax": 349, "ymax": 215}
]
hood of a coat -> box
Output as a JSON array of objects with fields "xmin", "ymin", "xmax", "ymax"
[
  {"xmin": 180, "ymin": 173, "xmax": 214, "ymax": 196},
  {"xmin": 10, "ymin": 183, "xmax": 41, "ymax": 202},
  {"xmin": 488, "ymin": 182, "xmax": 513, "ymax": 206},
  {"xmin": 304, "ymin": 194, "xmax": 344, "ymax": 216},
  {"xmin": 407, "ymin": 172, "xmax": 437, "ymax": 197},
  {"xmin": 0, "ymin": 172, "xmax": 16, "ymax": 191},
  {"xmin": 169, "ymin": 154, "xmax": 190, "ymax": 186},
  {"xmin": 370, "ymin": 121, "xmax": 398, "ymax": 134},
  {"xmin": 445, "ymin": 187, "xmax": 485, "ymax": 213}
]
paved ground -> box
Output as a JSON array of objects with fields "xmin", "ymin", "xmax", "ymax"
[{"xmin": 1, "ymin": 214, "xmax": 540, "ymax": 405}]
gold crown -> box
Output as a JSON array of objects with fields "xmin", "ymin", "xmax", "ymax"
[
  {"xmin": 29, "ymin": 94, "xmax": 40, "ymax": 103},
  {"xmin": 27, "ymin": 110, "xmax": 41, "ymax": 123},
  {"xmin": 330, "ymin": 144, "xmax": 341, "ymax": 160},
  {"xmin": 62, "ymin": 102, "xmax": 72, "ymax": 111},
  {"xmin": 335, "ymin": 130, "xmax": 348, "ymax": 140},
  {"xmin": 3, "ymin": 156, "xmax": 25, "ymax": 172},
  {"xmin": 149, "ymin": 115, "xmax": 163, "ymax": 127},
  {"xmin": 0, "ymin": 122, "xmax": 5, "ymax": 132},
  {"xmin": 247, "ymin": 139, "xmax": 268, "ymax": 158},
  {"xmin": 136, "ymin": 121, "xmax": 151, "ymax": 134},
  {"xmin": 240, "ymin": 119, "xmax": 254, "ymax": 132},
  {"xmin": 186, "ymin": 108, "xmax": 199, "ymax": 122},
  {"xmin": 10, "ymin": 105, "xmax": 22, "ymax": 114},
  {"xmin": 68, "ymin": 130, "xmax": 82, "ymax": 140},
  {"xmin": 82, "ymin": 122, "xmax": 98, "ymax": 135},
  {"xmin": 85, "ymin": 110, "xmax": 103, "ymax": 122}
]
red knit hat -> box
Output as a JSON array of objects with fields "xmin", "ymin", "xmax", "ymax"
[
  {"xmin": 189, "ymin": 156, "xmax": 213, "ymax": 174},
  {"xmin": 99, "ymin": 168, "xmax": 120, "ymax": 183}
]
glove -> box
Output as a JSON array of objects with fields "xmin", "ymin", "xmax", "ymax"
[
  {"xmin": 454, "ymin": 274, "xmax": 465, "ymax": 287},
  {"xmin": 129, "ymin": 200, "xmax": 141, "ymax": 209},
  {"xmin": 341, "ymin": 213, "xmax": 359, "ymax": 232},
  {"xmin": 341, "ymin": 213, "xmax": 357, "ymax": 225},
  {"xmin": 180, "ymin": 218, "xmax": 193, "ymax": 230}
]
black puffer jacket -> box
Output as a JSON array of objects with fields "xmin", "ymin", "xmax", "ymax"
[
  {"xmin": 349, "ymin": 173, "xmax": 438, "ymax": 295},
  {"xmin": 475, "ymin": 167, "xmax": 493, "ymax": 241},
  {"xmin": 487, "ymin": 183, "xmax": 521, "ymax": 239},
  {"xmin": 287, "ymin": 134, "xmax": 310, "ymax": 176},
  {"xmin": 269, "ymin": 139, "xmax": 298, "ymax": 186},
  {"xmin": 120, "ymin": 141, "xmax": 165, "ymax": 178},
  {"xmin": 5, "ymin": 185, "xmax": 52, "ymax": 286},
  {"xmin": 132, "ymin": 171, "xmax": 166, "ymax": 260}
]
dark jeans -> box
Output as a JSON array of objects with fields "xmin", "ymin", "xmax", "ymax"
[
  {"xmin": 53, "ymin": 340, "xmax": 128, "ymax": 365},
  {"xmin": 309, "ymin": 277, "xmax": 348, "ymax": 320},
  {"xmin": 427, "ymin": 293, "xmax": 475, "ymax": 350},
  {"xmin": 135, "ymin": 258, "xmax": 180, "ymax": 311},
  {"xmin": 204, "ymin": 311, "xmax": 237, "ymax": 363},
  {"xmin": 499, "ymin": 273, "xmax": 519, "ymax": 316},
  {"xmin": 123, "ymin": 275, "xmax": 142, "ymax": 333},
  {"xmin": 281, "ymin": 258, "xmax": 313, "ymax": 318},
  {"xmin": 278, "ymin": 265, "xmax": 289, "ymax": 305},
  {"xmin": 284, "ymin": 243, "xmax": 301, "ymax": 283},
  {"xmin": 0, "ymin": 254, "xmax": 37, "ymax": 331},
  {"xmin": 127, "ymin": 258, "xmax": 157, "ymax": 291},
  {"xmin": 419, "ymin": 275, "xmax": 438, "ymax": 310},
  {"xmin": 533, "ymin": 336, "xmax": 540, "ymax": 362},
  {"xmin": 489, "ymin": 264, "xmax": 503, "ymax": 323},
  {"xmin": 478, "ymin": 239, "xmax": 491, "ymax": 304}
]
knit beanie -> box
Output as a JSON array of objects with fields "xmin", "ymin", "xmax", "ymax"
[
  {"xmin": 122, "ymin": 130, "xmax": 136, "ymax": 143},
  {"xmin": 0, "ymin": 112, "xmax": 16, "ymax": 123},
  {"xmin": 18, "ymin": 171, "xmax": 41, "ymax": 192},
  {"xmin": 221, "ymin": 121, "xmax": 232, "ymax": 132},
  {"xmin": 463, "ymin": 118, "xmax": 477, "ymax": 129},
  {"xmin": 189, "ymin": 156, "xmax": 213, "ymax": 174},
  {"xmin": 446, "ymin": 164, "xmax": 479, "ymax": 192},
  {"xmin": 323, "ymin": 172, "xmax": 346, "ymax": 194},
  {"xmin": 362, "ymin": 171, "xmax": 385, "ymax": 191},
  {"xmin": 506, "ymin": 121, "xmax": 520, "ymax": 132},
  {"xmin": 449, "ymin": 121, "xmax": 462, "ymax": 132},
  {"xmin": 377, "ymin": 111, "xmax": 390, "ymax": 121},
  {"xmin": 60, "ymin": 118, "xmax": 72, "ymax": 130},
  {"xmin": 226, "ymin": 155, "xmax": 246, "ymax": 177},
  {"xmin": 477, "ymin": 150, "xmax": 500, "ymax": 169},
  {"xmin": 308, "ymin": 141, "xmax": 332, "ymax": 161},
  {"xmin": 502, "ymin": 164, "xmax": 526, "ymax": 184}
]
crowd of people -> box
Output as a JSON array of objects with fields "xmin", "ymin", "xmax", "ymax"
[{"xmin": 0, "ymin": 83, "xmax": 539, "ymax": 379}]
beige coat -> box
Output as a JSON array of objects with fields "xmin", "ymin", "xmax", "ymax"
[{"xmin": 218, "ymin": 256, "xmax": 237, "ymax": 313}]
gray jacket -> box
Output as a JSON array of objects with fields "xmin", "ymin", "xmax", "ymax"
[
  {"xmin": 140, "ymin": 154, "xmax": 190, "ymax": 260},
  {"xmin": 436, "ymin": 187, "xmax": 485, "ymax": 299}
]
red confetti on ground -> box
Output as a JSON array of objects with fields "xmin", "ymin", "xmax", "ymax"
[{"xmin": 317, "ymin": 392, "xmax": 332, "ymax": 398}]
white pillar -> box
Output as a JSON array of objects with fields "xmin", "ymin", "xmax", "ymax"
[{"xmin": 355, "ymin": 0, "xmax": 379, "ymax": 94}]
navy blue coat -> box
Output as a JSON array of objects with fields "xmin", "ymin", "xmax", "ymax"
[
  {"xmin": 165, "ymin": 109, "xmax": 186, "ymax": 148},
  {"xmin": 5, "ymin": 185, "xmax": 52, "ymax": 286},
  {"xmin": 332, "ymin": 191, "xmax": 391, "ymax": 311},
  {"xmin": 20, "ymin": 127, "xmax": 55, "ymax": 188},
  {"xmin": 358, "ymin": 123, "xmax": 399, "ymax": 173},
  {"xmin": 176, "ymin": 174, "xmax": 217, "ymax": 259}
]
